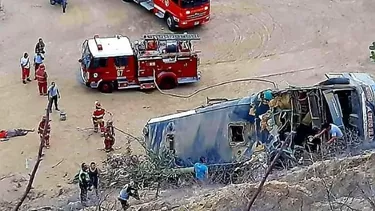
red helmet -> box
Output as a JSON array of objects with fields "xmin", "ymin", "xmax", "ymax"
[
  {"xmin": 95, "ymin": 101, "xmax": 101, "ymax": 108},
  {"xmin": 39, "ymin": 64, "xmax": 45, "ymax": 70}
]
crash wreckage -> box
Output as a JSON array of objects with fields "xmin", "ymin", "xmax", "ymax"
[{"xmin": 142, "ymin": 73, "xmax": 375, "ymax": 179}]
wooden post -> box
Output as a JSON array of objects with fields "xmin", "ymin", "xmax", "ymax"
[
  {"xmin": 13, "ymin": 99, "xmax": 53, "ymax": 211},
  {"xmin": 246, "ymin": 133, "xmax": 292, "ymax": 210}
]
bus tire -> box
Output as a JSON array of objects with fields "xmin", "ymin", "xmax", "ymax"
[{"xmin": 99, "ymin": 82, "xmax": 114, "ymax": 93}]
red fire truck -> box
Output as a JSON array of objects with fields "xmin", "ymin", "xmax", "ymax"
[
  {"xmin": 78, "ymin": 33, "xmax": 201, "ymax": 93},
  {"xmin": 122, "ymin": 0, "xmax": 210, "ymax": 31}
]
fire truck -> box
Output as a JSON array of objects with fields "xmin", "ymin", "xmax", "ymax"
[
  {"xmin": 78, "ymin": 33, "xmax": 201, "ymax": 93},
  {"xmin": 122, "ymin": 0, "xmax": 210, "ymax": 31}
]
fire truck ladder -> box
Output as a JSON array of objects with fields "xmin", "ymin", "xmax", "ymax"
[{"xmin": 143, "ymin": 33, "xmax": 201, "ymax": 41}]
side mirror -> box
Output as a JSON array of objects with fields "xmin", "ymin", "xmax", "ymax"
[{"xmin": 78, "ymin": 59, "xmax": 82, "ymax": 63}]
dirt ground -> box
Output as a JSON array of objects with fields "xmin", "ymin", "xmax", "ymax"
[{"xmin": 0, "ymin": 0, "xmax": 375, "ymax": 207}]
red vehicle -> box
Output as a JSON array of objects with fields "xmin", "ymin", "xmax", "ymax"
[
  {"xmin": 122, "ymin": 0, "xmax": 210, "ymax": 31},
  {"xmin": 78, "ymin": 33, "xmax": 201, "ymax": 93}
]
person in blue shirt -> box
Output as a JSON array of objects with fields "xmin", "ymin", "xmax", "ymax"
[
  {"xmin": 118, "ymin": 181, "xmax": 139, "ymax": 210},
  {"xmin": 314, "ymin": 122, "xmax": 344, "ymax": 144},
  {"xmin": 193, "ymin": 156, "xmax": 208, "ymax": 185},
  {"xmin": 33, "ymin": 53, "xmax": 44, "ymax": 79}
]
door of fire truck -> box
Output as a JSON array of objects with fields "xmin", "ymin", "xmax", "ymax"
[
  {"xmin": 114, "ymin": 55, "xmax": 138, "ymax": 89},
  {"xmin": 79, "ymin": 40, "xmax": 92, "ymax": 81}
]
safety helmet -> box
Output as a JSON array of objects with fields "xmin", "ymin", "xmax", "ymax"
[
  {"xmin": 39, "ymin": 64, "xmax": 45, "ymax": 69},
  {"xmin": 95, "ymin": 101, "xmax": 101, "ymax": 108}
]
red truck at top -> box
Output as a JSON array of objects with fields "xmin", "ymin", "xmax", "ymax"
[
  {"xmin": 122, "ymin": 0, "xmax": 210, "ymax": 31},
  {"xmin": 78, "ymin": 33, "xmax": 201, "ymax": 93}
]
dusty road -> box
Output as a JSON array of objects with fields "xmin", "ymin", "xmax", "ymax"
[{"xmin": 0, "ymin": 0, "xmax": 374, "ymax": 206}]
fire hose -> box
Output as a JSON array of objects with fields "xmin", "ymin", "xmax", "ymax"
[
  {"xmin": 153, "ymin": 69, "xmax": 278, "ymax": 98},
  {"xmin": 152, "ymin": 67, "xmax": 320, "ymax": 99}
]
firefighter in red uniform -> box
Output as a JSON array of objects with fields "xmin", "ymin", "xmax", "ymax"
[
  {"xmin": 35, "ymin": 64, "xmax": 48, "ymax": 95},
  {"xmin": 103, "ymin": 120, "xmax": 115, "ymax": 152},
  {"xmin": 38, "ymin": 116, "xmax": 51, "ymax": 148},
  {"xmin": 92, "ymin": 101, "xmax": 106, "ymax": 136}
]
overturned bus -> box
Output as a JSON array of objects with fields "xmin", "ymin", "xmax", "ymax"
[{"xmin": 142, "ymin": 73, "xmax": 375, "ymax": 168}]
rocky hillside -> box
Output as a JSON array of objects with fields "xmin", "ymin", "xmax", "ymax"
[{"xmin": 17, "ymin": 151, "xmax": 375, "ymax": 211}]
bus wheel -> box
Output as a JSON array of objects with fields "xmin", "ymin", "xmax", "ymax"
[
  {"xmin": 166, "ymin": 15, "xmax": 177, "ymax": 31},
  {"xmin": 99, "ymin": 82, "xmax": 114, "ymax": 93},
  {"xmin": 159, "ymin": 77, "xmax": 177, "ymax": 90}
]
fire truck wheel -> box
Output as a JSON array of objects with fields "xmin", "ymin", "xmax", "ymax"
[
  {"xmin": 159, "ymin": 77, "xmax": 177, "ymax": 90},
  {"xmin": 99, "ymin": 82, "xmax": 114, "ymax": 93},
  {"xmin": 165, "ymin": 15, "xmax": 177, "ymax": 31}
]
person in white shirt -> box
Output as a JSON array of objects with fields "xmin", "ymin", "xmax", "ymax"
[{"xmin": 20, "ymin": 52, "xmax": 31, "ymax": 84}]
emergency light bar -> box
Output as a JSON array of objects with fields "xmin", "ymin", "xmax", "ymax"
[
  {"xmin": 143, "ymin": 33, "xmax": 200, "ymax": 41},
  {"xmin": 93, "ymin": 35, "xmax": 103, "ymax": 51}
]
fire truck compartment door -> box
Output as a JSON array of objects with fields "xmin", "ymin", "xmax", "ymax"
[{"xmin": 322, "ymin": 90, "xmax": 344, "ymax": 128}]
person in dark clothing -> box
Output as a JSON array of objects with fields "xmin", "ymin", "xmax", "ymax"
[
  {"xmin": 88, "ymin": 162, "xmax": 99, "ymax": 195},
  {"xmin": 118, "ymin": 181, "xmax": 140, "ymax": 210},
  {"xmin": 47, "ymin": 82, "xmax": 61, "ymax": 112},
  {"xmin": 78, "ymin": 163, "xmax": 91, "ymax": 206},
  {"xmin": 35, "ymin": 38, "xmax": 46, "ymax": 54}
]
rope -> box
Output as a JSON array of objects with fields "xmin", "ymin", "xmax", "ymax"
[
  {"xmin": 113, "ymin": 126, "xmax": 146, "ymax": 149},
  {"xmin": 152, "ymin": 66, "xmax": 320, "ymax": 99}
]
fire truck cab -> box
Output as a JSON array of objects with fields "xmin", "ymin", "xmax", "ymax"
[
  {"xmin": 78, "ymin": 33, "xmax": 201, "ymax": 93},
  {"xmin": 122, "ymin": 0, "xmax": 210, "ymax": 31}
]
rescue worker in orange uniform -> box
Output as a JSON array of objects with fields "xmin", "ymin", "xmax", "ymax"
[
  {"xmin": 92, "ymin": 101, "xmax": 106, "ymax": 136},
  {"xmin": 103, "ymin": 120, "xmax": 115, "ymax": 152},
  {"xmin": 35, "ymin": 64, "xmax": 48, "ymax": 96},
  {"xmin": 38, "ymin": 116, "xmax": 51, "ymax": 148}
]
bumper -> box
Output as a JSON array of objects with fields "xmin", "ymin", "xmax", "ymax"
[
  {"xmin": 178, "ymin": 16, "xmax": 210, "ymax": 28},
  {"xmin": 78, "ymin": 67, "xmax": 99, "ymax": 89},
  {"xmin": 177, "ymin": 71, "xmax": 201, "ymax": 84}
]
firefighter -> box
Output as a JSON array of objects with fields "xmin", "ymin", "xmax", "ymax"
[
  {"xmin": 38, "ymin": 116, "xmax": 51, "ymax": 148},
  {"xmin": 103, "ymin": 121, "xmax": 115, "ymax": 152},
  {"xmin": 35, "ymin": 64, "xmax": 48, "ymax": 96},
  {"xmin": 92, "ymin": 101, "xmax": 106, "ymax": 136},
  {"xmin": 78, "ymin": 163, "xmax": 91, "ymax": 207}
]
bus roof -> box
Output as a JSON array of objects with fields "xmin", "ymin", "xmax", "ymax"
[
  {"xmin": 148, "ymin": 110, "xmax": 196, "ymax": 124},
  {"xmin": 88, "ymin": 36, "xmax": 134, "ymax": 58}
]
